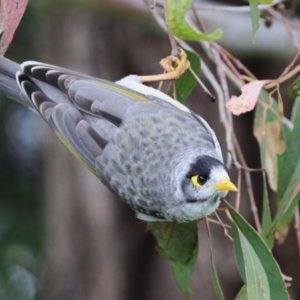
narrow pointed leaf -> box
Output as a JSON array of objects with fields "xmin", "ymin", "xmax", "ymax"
[
  {"xmin": 171, "ymin": 242, "xmax": 198, "ymax": 299},
  {"xmin": 235, "ymin": 285, "xmax": 247, "ymax": 300},
  {"xmin": 288, "ymin": 76, "xmax": 300, "ymax": 99},
  {"xmin": 278, "ymin": 97, "xmax": 300, "ymax": 199},
  {"xmin": 249, "ymin": 1, "xmax": 260, "ymax": 37},
  {"xmin": 272, "ymin": 97, "xmax": 300, "ymax": 242},
  {"xmin": 261, "ymin": 171, "xmax": 273, "ymax": 248},
  {"xmin": 228, "ymin": 205, "xmax": 289, "ymax": 300},
  {"xmin": 210, "ymin": 248, "xmax": 225, "ymax": 300},
  {"xmin": 272, "ymin": 157, "xmax": 300, "ymax": 234}
]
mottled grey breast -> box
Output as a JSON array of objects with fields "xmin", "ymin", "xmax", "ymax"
[{"xmin": 94, "ymin": 100, "xmax": 219, "ymax": 218}]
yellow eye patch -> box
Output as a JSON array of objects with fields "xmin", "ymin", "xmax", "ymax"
[{"xmin": 191, "ymin": 175, "xmax": 201, "ymax": 188}]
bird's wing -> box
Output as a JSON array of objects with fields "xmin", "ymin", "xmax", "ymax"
[
  {"xmin": 17, "ymin": 61, "xmax": 222, "ymax": 174},
  {"xmin": 16, "ymin": 62, "xmax": 168, "ymax": 176},
  {"xmin": 16, "ymin": 73, "xmax": 107, "ymax": 175}
]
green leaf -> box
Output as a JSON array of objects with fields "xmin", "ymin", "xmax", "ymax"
[
  {"xmin": 235, "ymin": 285, "xmax": 247, "ymax": 300},
  {"xmin": 165, "ymin": 0, "xmax": 222, "ymax": 41},
  {"xmin": 277, "ymin": 97, "xmax": 300, "ymax": 199},
  {"xmin": 228, "ymin": 205, "xmax": 289, "ymax": 300},
  {"xmin": 171, "ymin": 242, "xmax": 198, "ymax": 299},
  {"xmin": 169, "ymin": 49, "xmax": 201, "ymax": 103},
  {"xmin": 272, "ymin": 157, "xmax": 300, "ymax": 234},
  {"xmin": 261, "ymin": 171, "xmax": 273, "ymax": 248},
  {"xmin": 254, "ymin": 90, "xmax": 286, "ymax": 191},
  {"xmin": 288, "ymin": 76, "xmax": 300, "ymax": 99},
  {"xmin": 272, "ymin": 97, "xmax": 300, "ymax": 241},
  {"xmin": 210, "ymin": 249, "xmax": 225, "ymax": 300},
  {"xmin": 148, "ymin": 221, "xmax": 198, "ymax": 298},
  {"xmin": 249, "ymin": 1, "xmax": 260, "ymax": 37},
  {"xmin": 249, "ymin": 0, "xmax": 272, "ymax": 3},
  {"xmin": 232, "ymin": 223, "xmax": 269, "ymax": 299}
]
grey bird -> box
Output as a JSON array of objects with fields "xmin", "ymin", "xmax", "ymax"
[{"xmin": 0, "ymin": 56, "xmax": 237, "ymax": 222}]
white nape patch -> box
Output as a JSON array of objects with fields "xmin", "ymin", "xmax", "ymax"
[
  {"xmin": 115, "ymin": 75, "xmax": 191, "ymax": 113},
  {"xmin": 135, "ymin": 211, "xmax": 165, "ymax": 222}
]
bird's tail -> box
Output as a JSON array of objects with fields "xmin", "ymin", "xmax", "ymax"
[{"xmin": 0, "ymin": 56, "xmax": 33, "ymax": 108}]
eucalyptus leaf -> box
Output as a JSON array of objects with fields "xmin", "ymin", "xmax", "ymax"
[
  {"xmin": 288, "ymin": 76, "xmax": 300, "ymax": 99},
  {"xmin": 210, "ymin": 248, "xmax": 225, "ymax": 300},
  {"xmin": 228, "ymin": 205, "xmax": 289, "ymax": 300},
  {"xmin": 249, "ymin": 1, "xmax": 260, "ymax": 37},
  {"xmin": 261, "ymin": 171, "xmax": 273, "ymax": 248},
  {"xmin": 273, "ymin": 97, "xmax": 300, "ymax": 242},
  {"xmin": 168, "ymin": 49, "xmax": 201, "ymax": 103},
  {"xmin": 147, "ymin": 221, "xmax": 198, "ymax": 299},
  {"xmin": 235, "ymin": 285, "xmax": 247, "ymax": 300},
  {"xmin": 165, "ymin": 0, "xmax": 222, "ymax": 41},
  {"xmin": 249, "ymin": 0, "xmax": 273, "ymax": 3}
]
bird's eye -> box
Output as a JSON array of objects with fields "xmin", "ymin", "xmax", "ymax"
[
  {"xmin": 190, "ymin": 174, "xmax": 208, "ymax": 188},
  {"xmin": 198, "ymin": 175, "xmax": 208, "ymax": 185}
]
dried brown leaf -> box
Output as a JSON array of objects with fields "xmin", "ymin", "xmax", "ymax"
[{"xmin": 254, "ymin": 120, "xmax": 286, "ymax": 191}]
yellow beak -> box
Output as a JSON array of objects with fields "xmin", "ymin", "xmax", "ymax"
[{"xmin": 214, "ymin": 178, "xmax": 238, "ymax": 192}]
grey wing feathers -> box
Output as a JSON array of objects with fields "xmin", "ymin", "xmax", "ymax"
[
  {"xmin": 16, "ymin": 71, "xmax": 108, "ymax": 174},
  {"xmin": 0, "ymin": 57, "xmax": 33, "ymax": 107},
  {"xmin": 20, "ymin": 61, "xmax": 150, "ymax": 121}
]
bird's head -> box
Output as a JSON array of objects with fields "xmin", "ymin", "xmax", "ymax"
[{"xmin": 168, "ymin": 154, "xmax": 237, "ymax": 221}]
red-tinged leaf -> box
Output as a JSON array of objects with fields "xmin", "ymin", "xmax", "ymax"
[
  {"xmin": 226, "ymin": 80, "xmax": 270, "ymax": 115},
  {"xmin": 0, "ymin": 0, "xmax": 28, "ymax": 55}
]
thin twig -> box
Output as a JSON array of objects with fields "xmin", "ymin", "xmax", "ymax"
[
  {"xmin": 193, "ymin": 0, "xmax": 284, "ymax": 13},
  {"xmin": 171, "ymin": 80, "xmax": 177, "ymax": 100},
  {"xmin": 214, "ymin": 46, "xmax": 235, "ymax": 168},
  {"xmin": 233, "ymin": 134, "xmax": 262, "ymax": 233},
  {"xmin": 214, "ymin": 211, "xmax": 233, "ymax": 240},
  {"xmin": 267, "ymin": 6, "xmax": 300, "ymax": 33},
  {"xmin": 207, "ymin": 217, "xmax": 231, "ymax": 229},
  {"xmin": 266, "ymin": 8, "xmax": 300, "ymax": 77},
  {"xmin": 236, "ymin": 168, "xmax": 242, "ymax": 211},
  {"xmin": 150, "ymin": 0, "xmax": 156, "ymax": 9},
  {"xmin": 294, "ymin": 206, "xmax": 300, "ymax": 264},
  {"xmin": 163, "ymin": 1, "xmax": 179, "ymax": 56},
  {"xmin": 204, "ymin": 217, "xmax": 212, "ymax": 238},
  {"xmin": 280, "ymin": 49, "xmax": 300, "ymax": 77},
  {"xmin": 212, "ymin": 43, "xmax": 245, "ymax": 84},
  {"xmin": 191, "ymin": 4, "xmax": 207, "ymax": 33},
  {"xmin": 189, "ymin": 67, "xmax": 216, "ymax": 101},
  {"xmin": 236, "ymin": 165, "xmax": 265, "ymax": 172},
  {"xmin": 157, "ymin": 79, "xmax": 165, "ymax": 91}
]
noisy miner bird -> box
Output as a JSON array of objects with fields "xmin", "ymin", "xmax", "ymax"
[{"xmin": 0, "ymin": 55, "xmax": 237, "ymax": 222}]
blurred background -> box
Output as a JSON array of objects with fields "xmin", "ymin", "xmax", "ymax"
[{"xmin": 0, "ymin": 0, "xmax": 299, "ymax": 299}]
